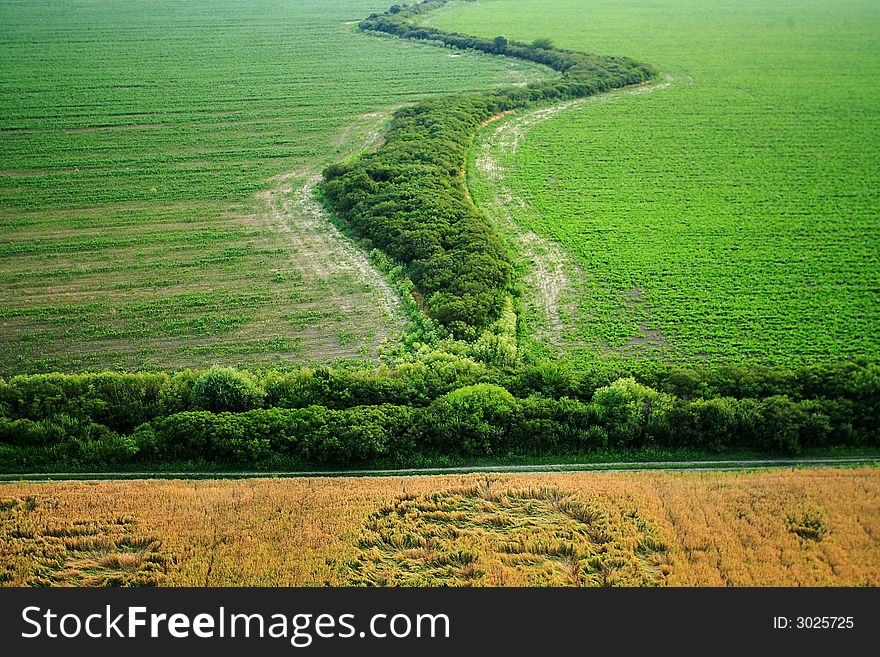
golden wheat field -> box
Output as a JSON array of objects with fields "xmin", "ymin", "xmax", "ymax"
[{"xmin": 1, "ymin": 468, "xmax": 878, "ymax": 587}]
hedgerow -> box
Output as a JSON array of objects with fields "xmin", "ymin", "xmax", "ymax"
[
  {"xmin": 321, "ymin": 0, "xmax": 654, "ymax": 338},
  {"xmin": 0, "ymin": 360, "xmax": 876, "ymax": 470}
]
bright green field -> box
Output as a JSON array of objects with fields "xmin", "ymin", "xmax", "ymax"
[
  {"xmin": 428, "ymin": 0, "xmax": 880, "ymax": 366},
  {"xmin": 0, "ymin": 0, "xmax": 549, "ymax": 374}
]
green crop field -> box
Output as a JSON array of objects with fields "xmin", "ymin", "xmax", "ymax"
[
  {"xmin": 0, "ymin": 0, "xmax": 878, "ymax": 600},
  {"xmin": 0, "ymin": 0, "xmax": 550, "ymax": 374},
  {"xmin": 427, "ymin": 0, "xmax": 880, "ymax": 367}
]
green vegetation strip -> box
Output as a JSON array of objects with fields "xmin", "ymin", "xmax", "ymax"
[
  {"xmin": 1, "ymin": 362, "xmax": 877, "ymax": 472},
  {"xmin": 320, "ymin": 0, "xmax": 654, "ymax": 338}
]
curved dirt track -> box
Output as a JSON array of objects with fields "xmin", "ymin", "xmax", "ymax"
[
  {"xmin": 254, "ymin": 112, "xmax": 406, "ymax": 357},
  {"xmin": 472, "ymin": 74, "xmax": 677, "ymax": 346}
]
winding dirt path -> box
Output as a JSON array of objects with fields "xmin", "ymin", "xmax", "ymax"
[
  {"xmin": 255, "ymin": 113, "xmax": 405, "ymax": 346},
  {"xmin": 259, "ymin": 173, "xmax": 400, "ymax": 325},
  {"xmin": 471, "ymin": 74, "xmax": 677, "ymax": 346}
]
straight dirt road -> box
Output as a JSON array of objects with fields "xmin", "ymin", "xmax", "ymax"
[{"xmin": 2, "ymin": 456, "xmax": 875, "ymax": 481}]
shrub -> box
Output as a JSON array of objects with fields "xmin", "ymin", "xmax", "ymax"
[
  {"xmin": 191, "ymin": 367, "xmax": 266, "ymax": 413},
  {"xmin": 426, "ymin": 383, "xmax": 521, "ymax": 455},
  {"xmin": 591, "ymin": 378, "xmax": 675, "ymax": 448}
]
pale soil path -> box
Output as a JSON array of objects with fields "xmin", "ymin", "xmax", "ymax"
[
  {"xmin": 471, "ymin": 74, "xmax": 677, "ymax": 347},
  {"xmin": 2, "ymin": 457, "xmax": 875, "ymax": 481},
  {"xmin": 255, "ymin": 112, "xmax": 405, "ymax": 347}
]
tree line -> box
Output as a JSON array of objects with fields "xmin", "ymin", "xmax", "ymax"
[
  {"xmin": 1, "ymin": 359, "xmax": 875, "ymax": 470},
  {"xmin": 321, "ymin": 0, "xmax": 654, "ymax": 338}
]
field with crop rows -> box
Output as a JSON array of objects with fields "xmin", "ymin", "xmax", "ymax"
[
  {"xmin": 429, "ymin": 0, "xmax": 880, "ymax": 367},
  {"xmin": 1, "ymin": 468, "xmax": 878, "ymax": 586},
  {"xmin": 0, "ymin": 0, "xmax": 551, "ymax": 374}
]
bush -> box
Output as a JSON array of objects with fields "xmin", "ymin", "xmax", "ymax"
[
  {"xmin": 591, "ymin": 378, "xmax": 674, "ymax": 448},
  {"xmin": 191, "ymin": 367, "xmax": 266, "ymax": 413},
  {"xmin": 425, "ymin": 383, "xmax": 521, "ymax": 455}
]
